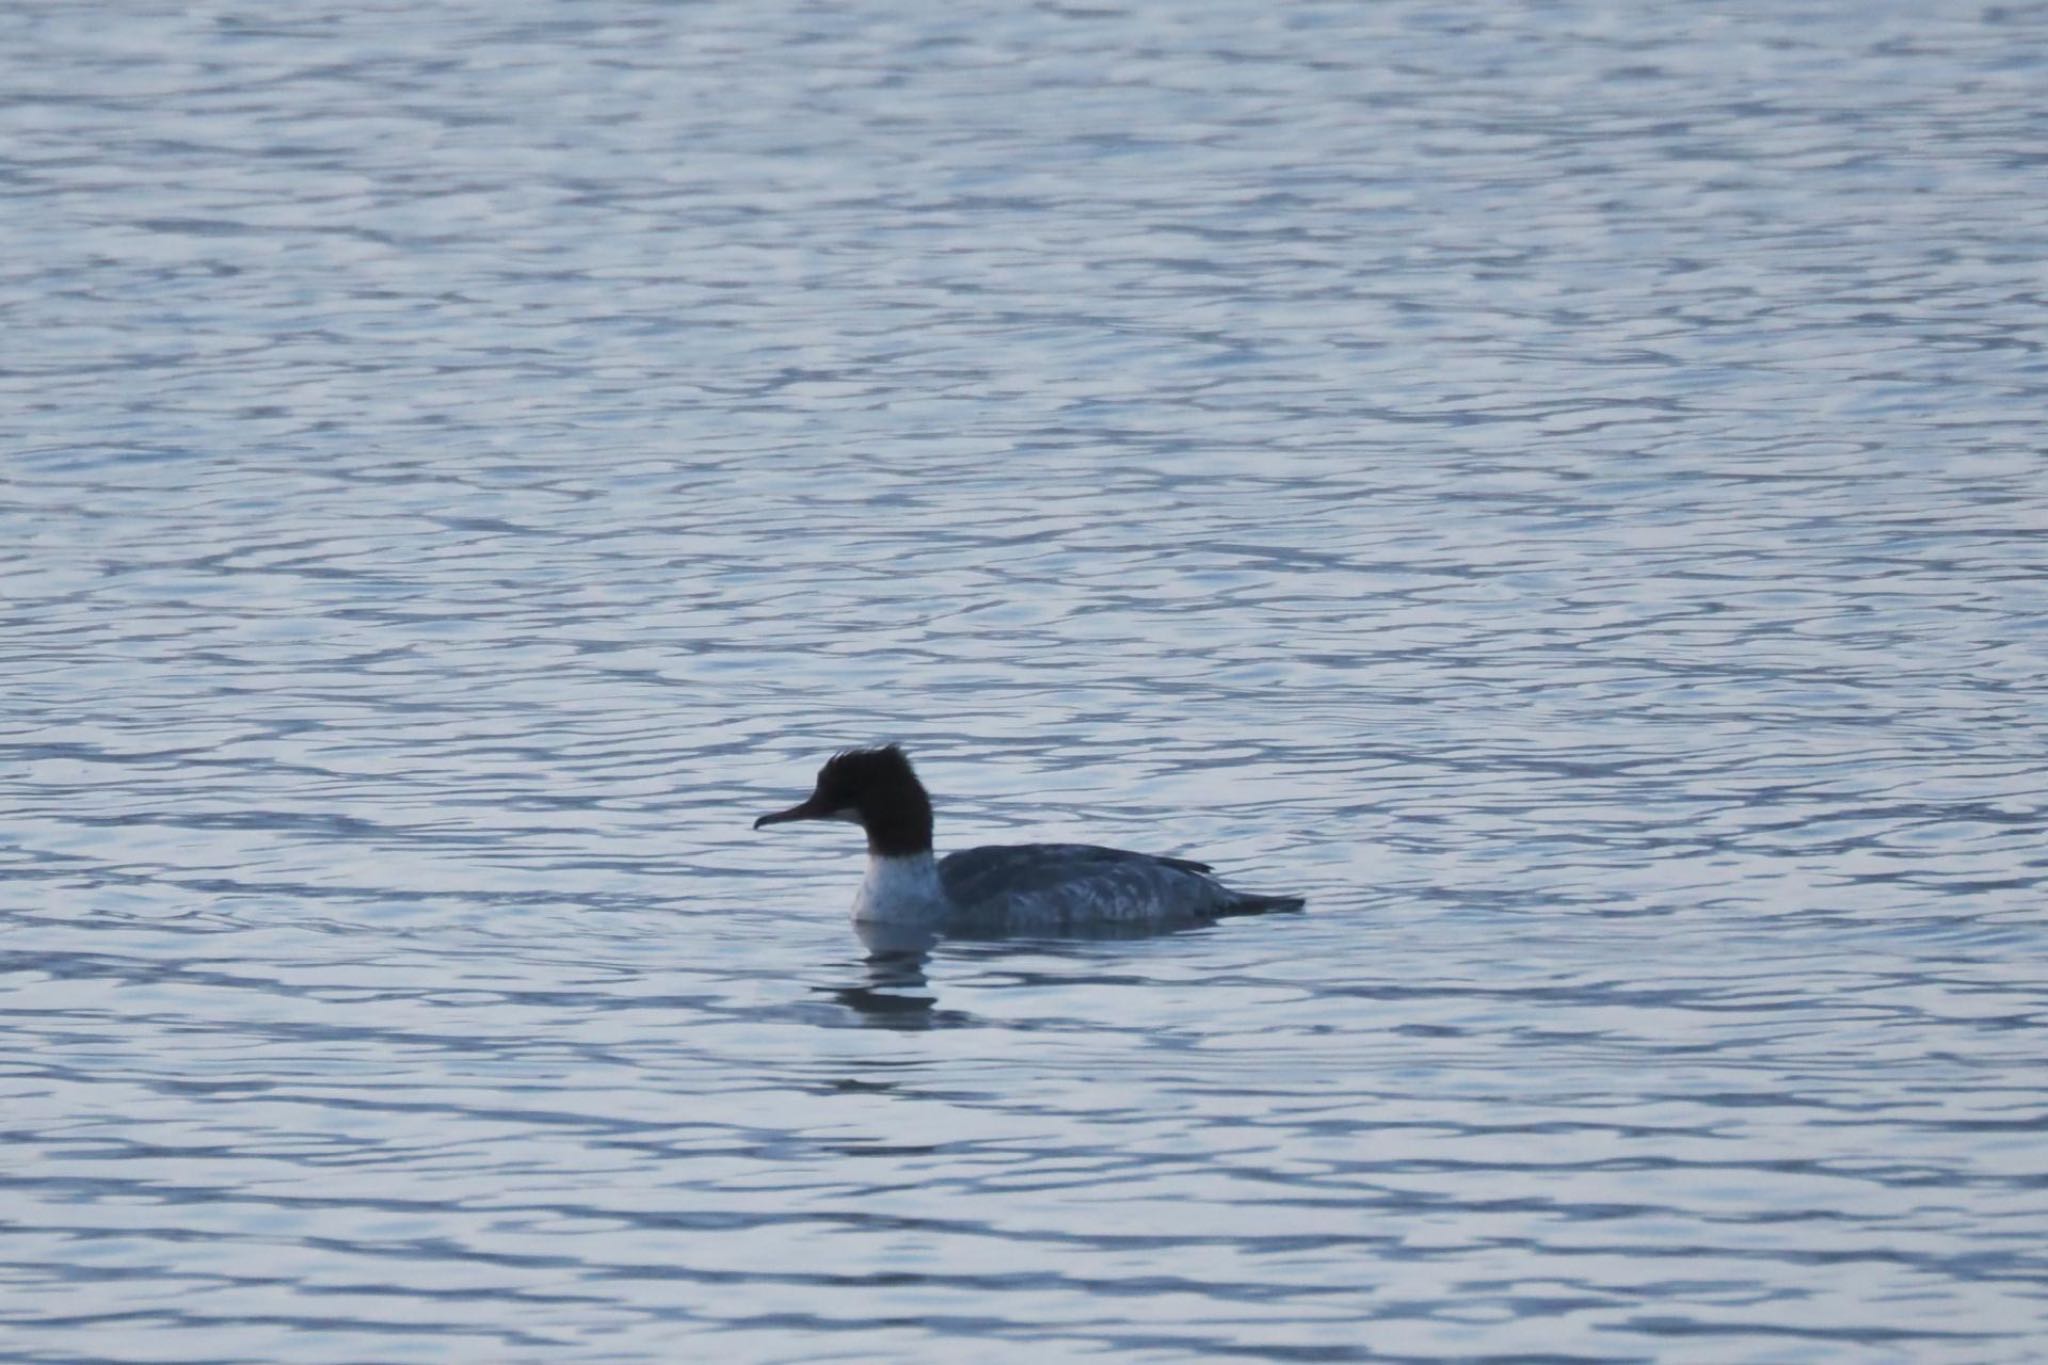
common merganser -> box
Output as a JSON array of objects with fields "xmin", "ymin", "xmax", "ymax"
[{"xmin": 753, "ymin": 746, "xmax": 1303, "ymax": 933}]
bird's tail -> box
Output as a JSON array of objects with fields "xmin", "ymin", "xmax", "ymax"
[{"xmin": 1217, "ymin": 892, "xmax": 1306, "ymax": 918}]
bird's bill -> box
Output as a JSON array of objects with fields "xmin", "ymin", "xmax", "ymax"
[{"xmin": 753, "ymin": 794, "xmax": 838, "ymax": 829}]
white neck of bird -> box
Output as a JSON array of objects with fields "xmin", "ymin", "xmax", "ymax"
[{"xmin": 852, "ymin": 851, "xmax": 948, "ymax": 925}]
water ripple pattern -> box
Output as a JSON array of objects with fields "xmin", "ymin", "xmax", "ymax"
[{"xmin": 3, "ymin": 1, "xmax": 2045, "ymax": 1361}]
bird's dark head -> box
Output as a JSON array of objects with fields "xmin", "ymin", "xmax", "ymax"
[{"xmin": 753, "ymin": 744, "xmax": 934, "ymax": 857}]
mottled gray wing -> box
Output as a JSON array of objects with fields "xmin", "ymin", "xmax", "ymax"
[
  {"xmin": 938, "ymin": 843, "xmax": 1230, "ymax": 930},
  {"xmin": 939, "ymin": 843, "xmax": 1208, "ymax": 898}
]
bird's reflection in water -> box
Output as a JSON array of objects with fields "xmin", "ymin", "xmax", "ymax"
[
  {"xmin": 824, "ymin": 916, "xmax": 1254, "ymax": 1028},
  {"xmin": 826, "ymin": 921, "xmax": 945, "ymax": 1028}
]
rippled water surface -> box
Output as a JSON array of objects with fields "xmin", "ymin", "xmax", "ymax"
[{"xmin": 5, "ymin": 2, "xmax": 2047, "ymax": 1361}]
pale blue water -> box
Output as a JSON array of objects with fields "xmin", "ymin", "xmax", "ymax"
[{"xmin": 4, "ymin": 2, "xmax": 2046, "ymax": 1362}]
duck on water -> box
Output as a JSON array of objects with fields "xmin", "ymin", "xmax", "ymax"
[{"xmin": 753, "ymin": 746, "xmax": 1303, "ymax": 935}]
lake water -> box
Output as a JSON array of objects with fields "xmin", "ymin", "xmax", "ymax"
[{"xmin": 4, "ymin": 2, "xmax": 2046, "ymax": 1361}]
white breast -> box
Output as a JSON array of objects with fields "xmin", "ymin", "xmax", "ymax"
[{"xmin": 852, "ymin": 852, "xmax": 950, "ymax": 925}]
